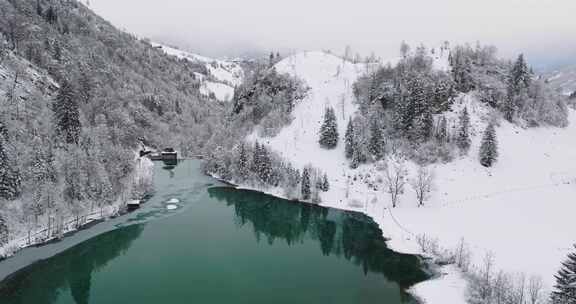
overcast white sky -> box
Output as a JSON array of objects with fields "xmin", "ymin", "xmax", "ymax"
[{"xmin": 90, "ymin": 0, "xmax": 576, "ymax": 69}]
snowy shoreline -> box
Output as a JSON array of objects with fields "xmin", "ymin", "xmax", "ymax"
[{"xmin": 0, "ymin": 156, "xmax": 154, "ymax": 264}]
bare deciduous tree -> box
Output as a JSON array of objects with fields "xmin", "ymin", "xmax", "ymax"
[
  {"xmin": 493, "ymin": 270, "xmax": 511, "ymax": 304},
  {"xmin": 512, "ymin": 273, "xmax": 527, "ymax": 304},
  {"xmin": 455, "ymin": 238, "xmax": 472, "ymax": 273},
  {"xmin": 528, "ymin": 275, "xmax": 544, "ymax": 304},
  {"xmin": 478, "ymin": 252, "xmax": 495, "ymax": 301},
  {"xmin": 410, "ymin": 165, "xmax": 434, "ymax": 206},
  {"xmin": 383, "ymin": 157, "xmax": 407, "ymax": 208}
]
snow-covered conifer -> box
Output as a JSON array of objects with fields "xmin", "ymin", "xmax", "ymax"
[
  {"xmin": 319, "ymin": 107, "xmax": 339, "ymax": 149},
  {"xmin": 53, "ymin": 80, "xmax": 81, "ymax": 144},
  {"xmin": 368, "ymin": 118, "xmax": 384, "ymax": 160},
  {"xmin": 552, "ymin": 245, "xmax": 576, "ymax": 303},
  {"xmin": 0, "ymin": 215, "xmax": 7, "ymax": 245},
  {"xmin": 237, "ymin": 143, "xmax": 249, "ymax": 179},
  {"xmin": 301, "ymin": 167, "xmax": 311, "ymax": 200},
  {"xmin": 509, "ymin": 54, "xmax": 531, "ymax": 93},
  {"xmin": 436, "ymin": 116, "xmax": 448, "ymax": 142},
  {"xmin": 317, "ymin": 172, "xmax": 329, "ymax": 192},
  {"xmin": 0, "ymin": 138, "xmax": 21, "ymax": 200},
  {"xmin": 456, "ymin": 107, "xmax": 471, "ymax": 153},
  {"xmin": 345, "ymin": 118, "xmax": 355, "ymax": 159},
  {"xmin": 479, "ymin": 122, "xmax": 498, "ymax": 167}
]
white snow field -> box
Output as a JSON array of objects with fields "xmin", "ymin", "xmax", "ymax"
[
  {"xmin": 248, "ymin": 50, "xmax": 576, "ymax": 303},
  {"xmin": 152, "ymin": 43, "xmax": 243, "ymax": 102}
]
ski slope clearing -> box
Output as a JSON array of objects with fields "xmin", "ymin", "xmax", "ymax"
[
  {"xmin": 249, "ymin": 50, "xmax": 576, "ymax": 303},
  {"xmin": 152, "ymin": 43, "xmax": 243, "ymax": 102}
]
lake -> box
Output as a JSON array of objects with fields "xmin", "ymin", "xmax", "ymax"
[{"xmin": 0, "ymin": 160, "xmax": 429, "ymax": 304}]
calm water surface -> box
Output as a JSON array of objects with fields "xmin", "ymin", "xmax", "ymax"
[{"xmin": 0, "ymin": 160, "xmax": 429, "ymax": 304}]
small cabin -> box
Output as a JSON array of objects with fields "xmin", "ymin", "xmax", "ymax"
[
  {"xmin": 127, "ymin": 200, "xmax": 141, "ymax": 211},
  {"xmin": 161, "ymin": 148, "xmax": 177, "ymax": 162},
  {"xmin": 147, "ymin": 148, "xmax": 178, "ymax": 163}
]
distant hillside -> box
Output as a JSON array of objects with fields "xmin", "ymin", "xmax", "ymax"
[
  {"xmin": 544, "ymin": 65, "xmax": 576, "ymax": 96},
  {"xmin": 152, "ymin": 43, "xmax": 244, "ymax": 102}
]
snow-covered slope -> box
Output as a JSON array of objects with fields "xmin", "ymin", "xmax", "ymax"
[
  {"xmin": 544, "ymin": 65, "xmax": 576, "ymax": 96},
  {"xmin": 250, "ymin": 51, "xmax": 364, "ymax": 181},
  {"xmin": 249, "ymin": 50, "xmax": 576, "ymax": 303},
  {"xmin": 152, "ymin": 43, "xmax": 243, "ymax": 102}
]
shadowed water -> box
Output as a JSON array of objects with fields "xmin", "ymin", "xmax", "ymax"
[{"xmin": 0, "ymin": 160, "xmax": 429, "ymax": 304}]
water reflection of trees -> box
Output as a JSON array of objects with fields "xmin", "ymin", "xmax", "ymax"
[
  {"xmin": 0, "ymin": 224, "xmax": 144, "ymax": 304},
  {"xmin": 207, "ymin": 187, "xmax": 429, "ymax": 289}
]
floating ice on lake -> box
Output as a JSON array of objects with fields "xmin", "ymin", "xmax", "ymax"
[
  {"xmin": 168, "ymin": 198, "xmax": 180, "ymax": 204},
  {"xmin": 166, "ymin": 204, "xmax": 178, "ymax": 210}
]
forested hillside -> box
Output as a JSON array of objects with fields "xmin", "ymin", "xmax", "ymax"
[{"xmin": 0, "ymin": 0, "xmax": 244, "ymax": 254}]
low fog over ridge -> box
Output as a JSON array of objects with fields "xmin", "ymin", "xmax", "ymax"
[{"xmin": 89, "ymin": 0, "xmax": 576, "ymax": 69}]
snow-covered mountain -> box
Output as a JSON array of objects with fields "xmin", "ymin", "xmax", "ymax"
[
  {"xmin": 544, "ymin": 65, "xmax": 576, "ymax": 96},
  {"xmin": 247, "ymin": 50, "xmax": 576, "ymax": 303},
  {"xmin": 152, "ymin": 43, "xmax": 244, "ymax": 102}
]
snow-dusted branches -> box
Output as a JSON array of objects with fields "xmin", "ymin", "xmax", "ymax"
[{"xmin": 409, "ymin": 165, "xmax": 434, "ymax": 207}]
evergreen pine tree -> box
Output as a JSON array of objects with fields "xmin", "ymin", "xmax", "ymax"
[
  {"xmin": 412, "ymin": 110, "xmax": 434, "ymax": 142},
  {"xmin": 509, "ymin": 54, "xmax": 531, "ymax": 93},
  {"xmin": 350, "ymin": 149, "xmax": 360, "ymax": 169},
  {"xmin": 479, "ymin": 122, "xmax": 498, "ymax": 167},
  {"xmin": 0, "ymin": 215, "xmax": 7, "ymax": 246},
  {"xmin": 237, "ymin": 143, "xmax": 249, "ymax": 179},
  {"xmin": 368, "ymin": 119, "xmax": 384, "ymax": 160},
  {"xmin": 345, "ymin": 118, "xmax": 355, "ymax": 159},
  {"xmin": 54, "ymin": 80, "xmax": 81, "ymax": 144},
  {"xmin": 45, "ymin": 6, "xmax": 58, "ymax": 25},
  {"xmin": 269, "ymin": 52, "xmax": 275, "ymax": 67},
  {"xmin": 0, "ymin": 138, "xmax": 21, "ymax": 200},
  {"xmin": 436, "ymin": 116, "xmax": 448, "ymax": 142},
  {"xmin": 319, "ymin": 107, "xmax": 339, "ymax": 149},
  {"xmin": 321, "ymin": 173, "xmax": 329, "ymax": 192},
  {"xmin": 504, "ymin": 54, "xmax": 531, "ymax": 122},
  {"xmin": 301, "ymin": 167, "xmax": 311, "ymax": 200},
  {"xmin": 0, "ymin": 121, "xmax": 7, "ymax": 140},
  {"xmin": 36, "ymin": 0, "xmax": 43, "ymax": 16},
  {"xmin": 552, "ymin": 245, "xmax": 576, "ymax": 304},
  {"xmin": 259, "ymin": 145, "xmax": 272, "ymax": 184},
  {"xmin": 456, "ymin": 107, "xmax": 471, "ymax": 153},
  {"xmin": 451, "ymin": 49, "xmax": 475, "ymax": 93},
  {"xmin": 78, "ymin": 68, "xmax": 93, "ymax": 104}
]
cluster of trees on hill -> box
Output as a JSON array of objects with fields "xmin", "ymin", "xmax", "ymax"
[
  {"xmin": 232, "ymin": 66, "xmax": 308, "ymax": 138},
  {"xmin": 351, "ymin": 42, "xmax": 568, "ymax": 168},
  {"xmin": 0, "ymin": 0, "xmax": 236, "ymax": 248},
  {"xmin": 462, "ymin": 48, "xmax": 569, "ymax": 128},
  {"xmin": 352, "ymin": 44, "xmax": 459, "ymax": 165},
  {"xmin": 206, "ymin": 141, "xmax": 329, "ymax": 203}
]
